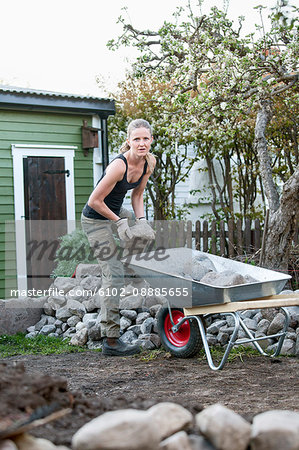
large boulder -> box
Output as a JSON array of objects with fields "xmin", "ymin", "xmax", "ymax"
[
  {"xmin": 195, "ymin": 404, "xmax": 251, "ymax": 450},
  {"xmin": 251, "ymin": 410, "xmax": 299, "ymax": 450}
]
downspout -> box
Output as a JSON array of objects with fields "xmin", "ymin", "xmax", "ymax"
[{"xmin": 101, "ymin": 118, "xmax": 109, "ymax": 170}]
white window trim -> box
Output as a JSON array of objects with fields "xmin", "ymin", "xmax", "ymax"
[
  {"xmin": 92, "ymin": 115, "xmax": 103, "ymax": 186},
  {"xmin": 11, "ymin": 144, "xmax": 77, "ymax": 292}
]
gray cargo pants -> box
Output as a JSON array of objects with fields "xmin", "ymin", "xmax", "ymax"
[{"xmin": 81, "ymin": 208, "xmax": 134, "ymax": 338}]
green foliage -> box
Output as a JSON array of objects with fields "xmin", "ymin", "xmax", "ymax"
[
  {"xmin": 0, "ymin": 333, "xmax": 94, "ymax": 357},
  {"xmin": 197, "ymin": 345, "xmax": 262, "ymax": 364},
  {"xmin": 107, "ymin": 0, "xmax": 298, "ymax": 224},
  {"xmin": 51, "ymin": 228, "xmax": 96, "ymax": 278}
]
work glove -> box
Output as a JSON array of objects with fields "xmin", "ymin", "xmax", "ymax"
[
  {"xmin": 115, "ymin": 218, "xmax": 133, "ymax": 242},
  {"xmin": 133, "ymin": 217, "xmax": 156, "ymax": 241}
]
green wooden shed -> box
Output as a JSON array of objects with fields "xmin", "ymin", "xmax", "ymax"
[{"xmin": 0, "ymin": 86, "xmax": 115, "ymax": 298}]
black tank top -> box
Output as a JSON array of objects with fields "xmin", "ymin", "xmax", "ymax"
[{"xmin": 82, "ymin": 154, "xmax": 148, "ymax": 220}]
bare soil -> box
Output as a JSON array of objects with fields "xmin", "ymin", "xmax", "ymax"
[{"xmin": 1, "ymin": 352, "xmax": 299, "ymax": 447}]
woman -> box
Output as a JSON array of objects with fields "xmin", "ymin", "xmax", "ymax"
[{"xmin": 81, "ymin": 119, "xmax": 156, "ymax": 356}]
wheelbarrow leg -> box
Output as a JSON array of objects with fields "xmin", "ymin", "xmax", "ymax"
[{"xmin": 191, "ymin": 313, "xmax": 240, "ymax": 371}]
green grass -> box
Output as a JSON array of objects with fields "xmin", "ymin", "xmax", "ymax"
[
  {"xmin": 0, "ymin": 333, "xmax": 97, "ymax": 358},
  {"xmin": 197, "ymin": 345, "xmax": 263, "ymax": 364}
]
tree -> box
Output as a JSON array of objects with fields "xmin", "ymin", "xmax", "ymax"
[{"xmin": 108, "ymin": 0, "xmax": 298, "ymax": 269}]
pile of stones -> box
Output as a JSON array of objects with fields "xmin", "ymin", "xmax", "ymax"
[
  {"xmin": 25, "ymin": 264, "xmax": 299, "ymax": 356},
  {"xmin": 26, "ymin": 264, "xmax": 164, "ymax": 351},
  {"xmin": 2, "ymin": 402, "xmax": 299, "ymax": 449},
  {"xmin": 204, "ymin": 289, "xmax": 299, "ymax": 356}
]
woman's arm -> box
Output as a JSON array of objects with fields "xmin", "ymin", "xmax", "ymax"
[
  {"xmin": 87, "ymin": 159, "xmax": 126, "ymax": 221},
  {"xmin": 131, "ymin": 155, "xmax": 156, "ymax": 218}
]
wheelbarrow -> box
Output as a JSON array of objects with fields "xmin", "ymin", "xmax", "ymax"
[{"xmin": 124, "ymin": 247, "xmax": 299, "ymax": 370}]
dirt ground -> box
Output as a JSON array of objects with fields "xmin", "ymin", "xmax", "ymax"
[{"xmin": 1, "ymin": 352, "xmax": 299, "ymax": 447}]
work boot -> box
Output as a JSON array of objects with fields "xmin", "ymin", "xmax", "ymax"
[{"xmin": 102, "ymin": 338, "xmax": 141, "ymax": 356}]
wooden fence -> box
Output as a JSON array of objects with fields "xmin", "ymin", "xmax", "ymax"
[{"xmin": 153, "ymin": 219, "xmax": 299, "ymax": 258}]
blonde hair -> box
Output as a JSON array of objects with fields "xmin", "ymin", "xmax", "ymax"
[{"xmin": 120, "ymin": 119, "xmax": 155, "ymax": 173}]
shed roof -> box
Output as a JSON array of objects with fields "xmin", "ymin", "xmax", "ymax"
[{"xmin": 0, "ymin": 85, "xmax": 115, "ymax": 118}]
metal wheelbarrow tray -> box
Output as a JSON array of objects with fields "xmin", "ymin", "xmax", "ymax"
[{"xmin": 124, "ymin": 247, "xmax": 299, "ymax": 370}]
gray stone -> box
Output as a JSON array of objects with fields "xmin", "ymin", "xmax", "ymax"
[
  {"xmin": 139, "ymin": 339, "xmax": 155, "ymax": 350},
  {"xmin": 72, "ymin": 408, "xmax": 159, "ymax": 450},
  {"xmin": 148, "ymin": 402, "xmax": 193, "ymax": 441},
  {"xmin": 127, "ymin": 324, "xmax": 142, "ymax": 335},
  {"xmin": 70, "ymin": 328, "xmax": 88, "ymax": 346},
  {"xmin": 33, "ymin": 316, "xmax": 48, "ymax": 331},
  {"xmin": 207, "ymin": 320, "xmax": 226, "ymax": 335},
  {"xmin": 26, "ymin": 325, "xmax": 35, "ymax": 333},
  {"xmin": 256, "ymin": 319, "xmax": 270, "ymax": 335},
  {"xmin": 251, "ymin": 410, "xmax": 299, "ymax": 450},
  {"xmin": 67, "ymin": 315, "xmax": 81, "ymax": 328},
  {"xmin": 63, "ymin": 327, "xmax": 76, "ymax": 338},
  {"xmin": 54, "ymin": 319, "xmax": 63, "ymax": 327},
  {"xmin": 75, "ymin": 263, "xmax": 101, "ymax": 279},
  {"xmin": 286, "ymin": 331, "xmax": 296, "ymax": 341},
  {"xmin": 295, "ymin": 334, "xmax": 299, "ymax": 356},
  {"xmin": 43, "ymin": 302, "xmax": 55, "ymax": 316},
  {"xmin": 188, "ymin": 434, "xmax": 216, "ymax": 450},
  {"xmin": 48, "ymin": 294, "xmax": 66, "ymax": 310},
  {"xmin": 238, "ymin": 328, "xmax": 247, "ymax": 339},
  {"xmin": 242, "ymin": 318, "xmax": 258, "ymax": 331},
  {"xmin": 150, "ymin": 304, "xmax": 162, "ymax": 318},
  {"xmin": 25, "ymin": 331, "xmax": 39, "ymax": 338},
  {"xmin": 138, "ymin": 333, "xmax": 161, "ymax": 348},
  {"xmin": 65, "ymin": 287, "xmax": 85, "ymax": 302},
  {"xmin": 56, "ymin": 306, "xmax": 73, "ymax": 321},
  {"xmin": 88, "ymin": 325, "xmax": 102, "ymax": 341},
  {"xmin": 143, "ymin": 295, "xmax": 164, "ymax": 309},
  {"xmin": 66, "ymin": 299, "xmax": 86, "ymax": 318},
  {"xmin": 159, "ymin": 431, "xmax": 192, "ymax": 450},
  {"xmin": 53, "ymin": 277, "xmax": 77, "ymax": 294},
  {"xmin": 261, "ymin": 307, "xmax": 279, "ymax": 322},
  {"xmin": 141, "ymin": 317, "xmax": 155, "ymax": 334},
  {"xmin": 61, "ymin": 322, "xmax": 69, "ymax": 332},
  {"xmin": 196, "ymin": 404, "xmax": 251, "ymax": 450},
  {"xmin": 40, "ymin": 324, "xmax": 56, "ymax": 335},
  {"xmin": 153, "ymin": 319, "xmax": 158, "ymax": 334},
  {"xmin": 280, "ymin": 338, "xmax": 295, "ymax": 355},
  {"xmin": 48, "ymin": 332, "xmax": 59, "ymax": 338},
  {"xmin": 83, "ymin": 313, "xmax": 98, "ymax": 323},
  {"xmin": 47, "ymin": 316, "xmax": 57, "ymax": 325},
  {"xmin": 119, "ymin": 294, "xmax": 144, "ymax": 310},
  {"xmin": 217, "ymin": 331, "xmax": 229, "ymax": 345},
  {"xmin": 83, "ymin": 293, "xmax": 103, "ymax": 312},
  {"xmin": 0, "ymin": 439, "xmax": 18, "ymax": 450},
  {"xmin": 240, "ymin": 310, "xmax": 256, "ymax": 319},
  {"xmin": 76, "ymin": 322, "xmax": 87, "ymax": 331},
  {"xmin": 285, "ymin": 306, "xmax": 299, "ymax": 329},
  {"xmin": 136, "ymin": 312, "xmax": 151, "ymax": 324},
  {"xmin": 120, "ymin": 316, "xmax": 132, "ymax": 331},
  {"xmin": 120, "ymin": 309, "xmax": 138, "ymax": 321},
  {"xmin": 207, "ymin": 334, "xmax": 218, "ymax": 346},
  {"xmin": 225, "ymin": 315, "xmax": 235, "ymax": 327},
  {"xmin": 121, "ymin": 330, "xmax": 138, "ymax": 344},
  {"xmin": 252, "ymin": 312, "xmax": 263, "ymax": 323},
  {"xmin": 200, "ymin": 270, "xmax": 247, "ymax": 287},
  {"xmin": 267, "ymin": 313, "xmax": 285, "ymax": 335},
  {"xmin": 80, "ymin": 276, "xmax": 102, "ymax": 294}
]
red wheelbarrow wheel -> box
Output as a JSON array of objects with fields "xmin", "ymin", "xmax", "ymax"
[{"xmin": 157, "ymin": 308, "xmax": 203, "ymax": 358}]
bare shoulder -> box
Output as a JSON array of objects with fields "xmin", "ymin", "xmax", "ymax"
[{"xmin": 105, "ymin": 157, "xmax": 126, "ymax": 181}]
